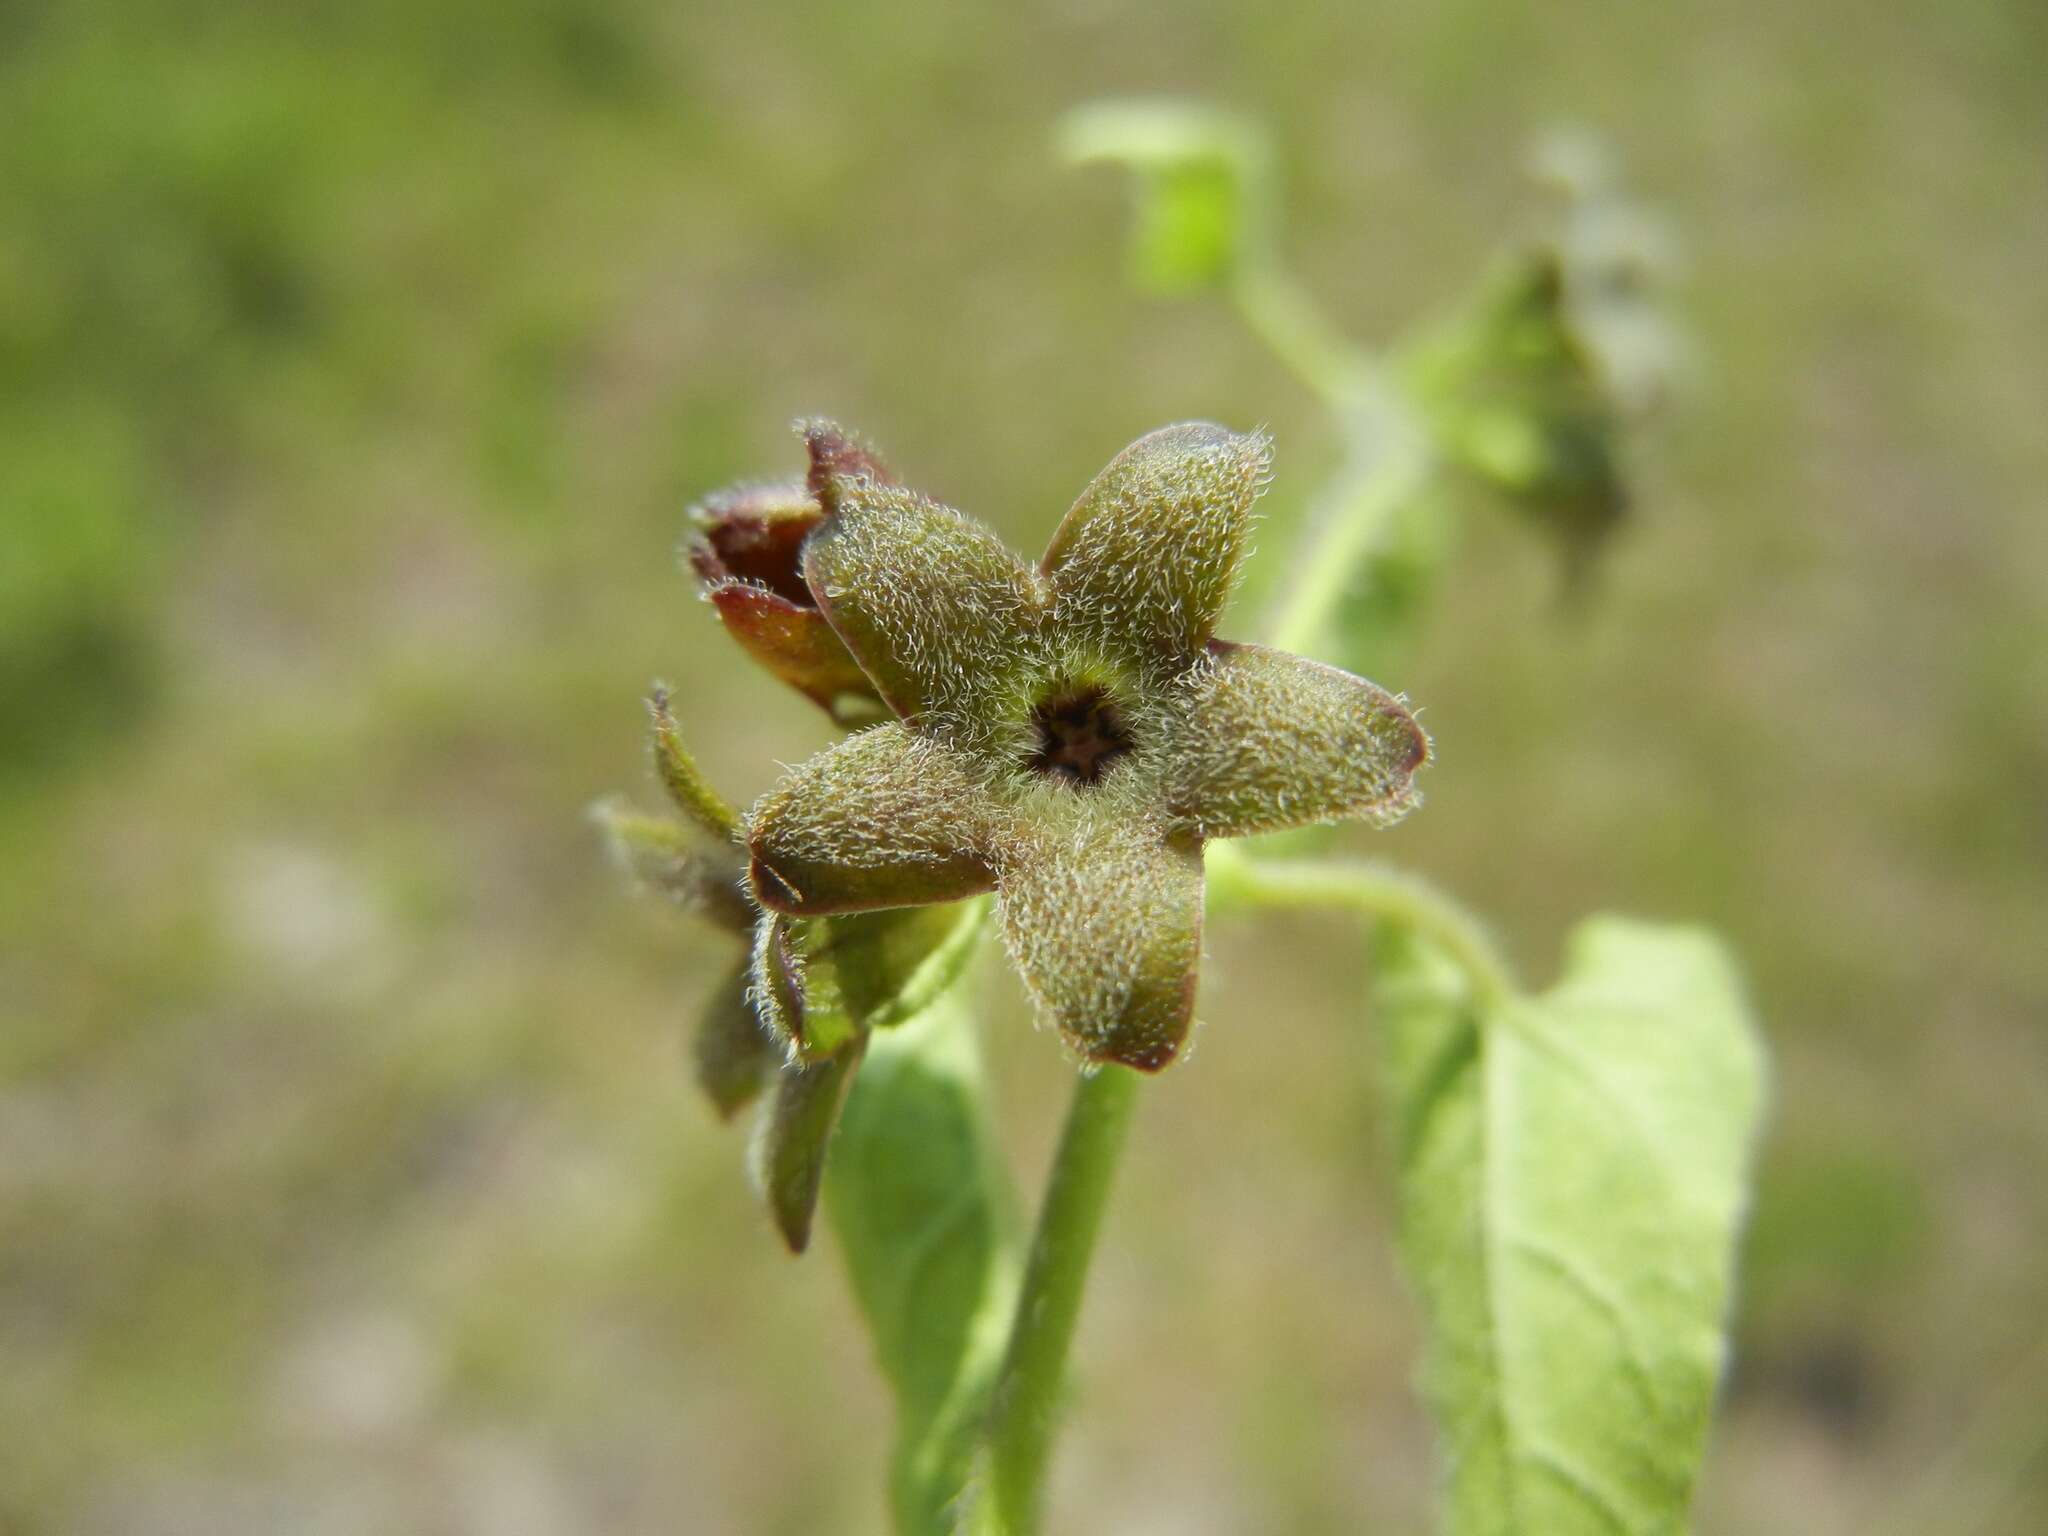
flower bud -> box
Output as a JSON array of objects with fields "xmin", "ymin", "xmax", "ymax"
[
  {"xmin": 742, "ymin": 900, "xmax": 986, "ymax": 1251},
  {"xmin": 1400, "ymin": 251, "xmax": 1628, "ymax": 576},
  {"xmin": 687, "ymin": 480, "xmax": 885, "ymax": 725}
]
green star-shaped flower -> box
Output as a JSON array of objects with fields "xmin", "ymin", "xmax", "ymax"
[{"xmin": 743, "ymin": 421, "xmax": 1429, "ymax": 1071}]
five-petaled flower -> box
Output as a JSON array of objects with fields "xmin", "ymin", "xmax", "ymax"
[{"xmin": 728, "ymin": 420, "xmax": 1430, "ymax": 1071}]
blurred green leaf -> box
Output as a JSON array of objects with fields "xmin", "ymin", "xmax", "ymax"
[
  {"xmin": 1379, "ymin": 917, "xmax": 1766, "ymax": 1535},
  {"xmin": 1399, "ymin": 253, "xmax": 1631, "ymax": 575},
  {"xmin": 828, "ymin": 995, "xmax": 1020, "ymax": 1536},
  {"xmin": 1058, "ymin": 101, "xmax": 1271, "ymax": 296}
]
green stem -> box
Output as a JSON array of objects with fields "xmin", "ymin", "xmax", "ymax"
[
  {"xmin": 980, "ymin": 1064, "xmax": 1143, "ymax": 1535},
  {"xmin": 1207, "ymin": 847, "xmax": 1519, "ymax": 1010},
  {"xmin": 1233, "ymin": 263, "xmax": 1370, "ymax": 404},
  {"xmin": 1264, "ymin": 381, "xmax": 1432, "ymax": 659},
  {"xmin": 1229, "ymin": 260, "xmax": 1436, "ymax": 663}
]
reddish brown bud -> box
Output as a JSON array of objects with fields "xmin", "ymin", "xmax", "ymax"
[
  {"xmin": 689, "ymin": 481, "xmax": 822, "ymax": 606},
  {"xmin": 800, "ymin": 419, "xmax": 896, "ymax": 515},
  {"xmin": 687, "ymin": 480, "xmax": 886, "ymax": 724}
]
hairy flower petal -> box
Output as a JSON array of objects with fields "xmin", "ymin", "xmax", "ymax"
[
  {"xmin": 804, "ymin": 474, "xmax": 1047, "ymax": 749},
  {"xmin": 748, "ymin": 724, "xmax": 1001, "ymax": 914},
  {"xmin": 997, "ymin": 814, "xmax": 1205, "ymax": 1071},
  {"xmin": 1042, "ymin": 422, "xmax": 1270, "ymax": 677},
  {"xmin": 1165, "ymin": 642, "xmax": 1429, "ymax": 838}
]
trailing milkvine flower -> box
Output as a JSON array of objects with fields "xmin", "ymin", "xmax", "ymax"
[{"xmin": 731, "ymin": 419, "xmax": 1431, "ymax": 1072}]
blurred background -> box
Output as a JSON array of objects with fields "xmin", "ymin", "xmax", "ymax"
[{"xmin": 4, "ymin": 1, "xmax": 2045, "ymax": 1532}]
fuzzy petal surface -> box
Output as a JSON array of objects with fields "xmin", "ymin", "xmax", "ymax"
[
  {"xmin": 1042, "ymin": 422, "xmax": 1270, "ymax": 678},
  {"xmin": 804, "ymin": 480, "xmax": 1047, "ymax": 749},
  {"xmin": 747, "ymin": 724, "xmax": 1000, "ymax": 915},
  {"xmin": 996, "ymin": 813, "xmax": 1205, "ymax": 1071},
  {"xmin": 1164, "ymin": 642, "xmax": 1429, "ymax": 838}
]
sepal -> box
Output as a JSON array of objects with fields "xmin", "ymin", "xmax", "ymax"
[
  {"xmin": 693, "ymin": 959, "xmax": 778, "ymax": 1118},
  {"xmin": 1043, "ymin": 422, "xmax": 1270, "ymax": 677},
  {"xmin": 746, "ymin": 725, "xmax": 1000, "ymax": 915},
  {"xmin": 1165, "ymin": 642, "xmax": 1428, "ymax": 839},
  {"xmin": 753, "ymin": 1038, "xmax": 867, "ymax": 1253},
  {"xmin": 752, "ymin": 901, "xmax": 987, "ymax": 1064},
  {"xmin": 589, "ymin": 795, "xmax": 752, "ymax": 936},
  {"xmin": 996, "ymin": 817, "xmax": 1205, "ymax": 1072},
  {"xmin": 803, "ymin": 479, "xmax": 1048, "ymax": 746}
]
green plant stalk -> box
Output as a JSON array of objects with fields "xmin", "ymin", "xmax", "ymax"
[
  {"xmin": 1227, "ymin": 262, "xmax": 1439, "ymax": 665},
  {"xmin": 1264, "ymin": 391, "xmax": 1433, "ymax": 661},
  {"xmin": 978, "ymin": 1063, "xmax": 1143, "ymax": 1536},
  {"xmin": 1233, "ymin": 261, "xmax": 1369, "ymax": 405},
  {"xmin": 1206, "ymin": 845, "xmax": 1519, "ymax": 1010},
  {"xmin": 649, "ymin": 685, "xmax": 743, "ymax": 840}
]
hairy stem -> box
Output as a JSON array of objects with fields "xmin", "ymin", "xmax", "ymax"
[
  {"xmin": 979, "ymin": 1063, "xmax": 1142, "ymax": 1535},
  {"xmin": 648, "ymin": 685, "xmax": 743, "ymax": 840},
  {"xmin": 1207, "ymin": 847, "xmax": 1519, "ymax": 1010}
]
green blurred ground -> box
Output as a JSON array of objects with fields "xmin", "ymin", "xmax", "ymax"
[{"xmin": 3, "ymin": 1, "xmax": 2045, "ymax": 1532}]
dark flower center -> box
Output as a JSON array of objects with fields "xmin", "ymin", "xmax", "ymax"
[{"xmin": 1026, "ymin": 686, "xmax": 1132, "ymax": 786}]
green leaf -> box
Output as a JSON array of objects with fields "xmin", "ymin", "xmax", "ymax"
[
  {"xmin": 1058, "ymin": 101, "xmax": 1272, "ymax": 296},
  {"xmin": 828, "ymin": 994, "xmax": 1021, "ymax": 1536},
  {"xmin": 1379, "ymin": 916, "xmax": 1767, "ymax": 1536}
]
